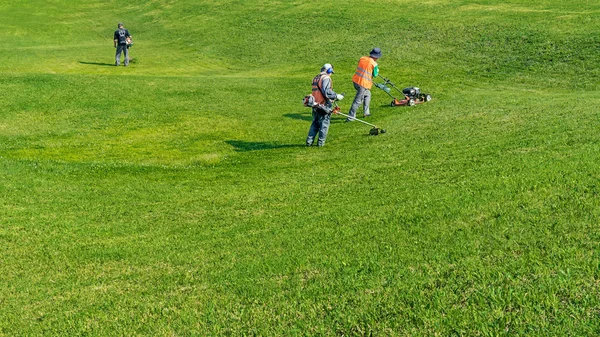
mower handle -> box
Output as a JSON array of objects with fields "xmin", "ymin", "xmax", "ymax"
[
  {"xmin": 377, "ymin": 74, "xmax": 393, "ymax": 84},
  {"xmin": 376, "ymin": 74, "xmax": 403, "ymax": 92}
]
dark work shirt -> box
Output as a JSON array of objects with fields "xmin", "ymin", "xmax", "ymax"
[{"xmin": 114, "ymin": 28, "xmax": 130, "ymax": 44}]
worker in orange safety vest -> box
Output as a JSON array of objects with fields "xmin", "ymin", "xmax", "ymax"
[{"xmin": 346, "ymin": 48, "xmax": 381, "ymax": 121}]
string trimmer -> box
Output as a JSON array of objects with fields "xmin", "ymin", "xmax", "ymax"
[{"xmin": 332, "ymin": 102, "xmax": 386, "ymax": 135}]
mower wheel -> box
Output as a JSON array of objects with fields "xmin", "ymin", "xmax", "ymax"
[
  {"xmin": 425, "ymin": 94, "xmax": 432, "ymax": 102},
  {"xmin": 408, "ymin": 99, "xmax": 415, "ymax": 106},
  {"xmin": 390, "ymin": 100, "xmax": 395, "ymax": 107}
]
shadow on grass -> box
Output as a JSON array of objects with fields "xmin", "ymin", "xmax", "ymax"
[
  {"xmin": 330, "ymin": 116, "xmax": 350, "ymax": 124},
  {"xmin": 226, "ymin": 140, "xmax": 304, "ymax": 152},
  {"xmin": 79, "ymin": 61, "xmax": 115, "ymax": 67},
  {"xmin": 79, "ymin": 59, "xmax": 138, "ymax": 67},
  {"xmin": 284, "ymin": 113, "xmax": 349, "ymax": 124},
  {"xmin": 283, "ymin": 113, "xmax": 312, "ymax": 121}
]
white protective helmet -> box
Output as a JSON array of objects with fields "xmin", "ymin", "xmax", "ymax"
[{"xmin": 322, "ymin": 63, "xmax": 335, "ymax": 74}]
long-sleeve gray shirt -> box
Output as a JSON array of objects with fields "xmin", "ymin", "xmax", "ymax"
[{"xmin": 318, "ymin": 74, "xmax": 338, "ymax": 107}]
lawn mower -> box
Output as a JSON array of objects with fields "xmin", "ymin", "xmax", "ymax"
[{"xmin": 374, "ymin": 75, "xmax": 431, "ymax": 107}]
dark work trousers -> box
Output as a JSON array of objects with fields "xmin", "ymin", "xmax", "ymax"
[
  {"xmin": 306, "ymin": 107, "xmax": 332, "ymax": 147},
  {"xmin": 115, "ymin": 44, "xmax": 129, "ymax": 66}
]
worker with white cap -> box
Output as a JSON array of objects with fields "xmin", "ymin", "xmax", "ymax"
[{"xmin": 306, "ymin": 63, "xmax": 344, "ymax": 147}]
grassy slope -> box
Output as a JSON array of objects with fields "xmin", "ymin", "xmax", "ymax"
[{"xmin": 1, "ymin": 0, "xmax": 599, "ymax": 335}]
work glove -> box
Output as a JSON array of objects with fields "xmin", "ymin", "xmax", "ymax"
[{"xmin": 336, "ymin": 94, "xmax": 344, "ymax": 101}]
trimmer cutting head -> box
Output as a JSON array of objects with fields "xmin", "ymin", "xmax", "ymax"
[{"xmin": 369, "ymin": 127, "xmax": 386, "ymax": 135}]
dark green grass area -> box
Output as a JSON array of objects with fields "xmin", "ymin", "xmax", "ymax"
[{"xmin": 1, "ymin": 0, "xmax": 600, "ymax": 336}]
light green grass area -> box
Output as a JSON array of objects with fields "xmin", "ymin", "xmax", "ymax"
[{"xmin": 1, "ymin": 0, "xmax": 599, "ymax": 336}]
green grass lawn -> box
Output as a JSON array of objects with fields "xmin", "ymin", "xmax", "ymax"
[{"xmin": 1, "ymin": 0, "xmax": 599, "ymax": 335}]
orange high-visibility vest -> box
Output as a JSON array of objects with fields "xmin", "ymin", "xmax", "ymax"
[
  {"xmin": 312, "ymin": 74, "xmax": 332, "ymax": 105},
  {"xmin": 352, "ymin": 56, "xmax": 377, "ymax": 89}
]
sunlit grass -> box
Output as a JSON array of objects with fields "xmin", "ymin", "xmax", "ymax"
[{"xmin": 1, "ymin": 0, "xmax": 599, "ymax": 336}]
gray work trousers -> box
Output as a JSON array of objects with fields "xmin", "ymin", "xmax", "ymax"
[
  {"xmin": 115, "ymin": 44, "xmax": 129, "ymax": 66},
  {"xmin": 347, "ymin": 82, "xmax": 371, "ymax": 119},
  {"xmin": 306, "ymin": 107, "xmax": 332, "ymax": 147}
]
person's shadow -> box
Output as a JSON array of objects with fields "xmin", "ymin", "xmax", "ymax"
[
  {"xmin": 78, "ymin": 61, "xmax": 115, "ymax": 67},
  {"xmin": 226, "ymin": 140, "xmax": 304, "ymax": 152},
  {"xmin": 283, "ymin": 113, "xmax": 311, "ymax": 121},
  {"xmin": 283, "ymin": 112, "xmax": 347, "ymax": 124}
]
